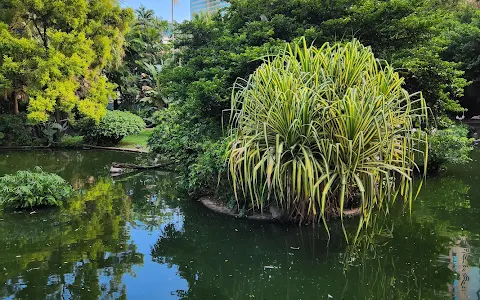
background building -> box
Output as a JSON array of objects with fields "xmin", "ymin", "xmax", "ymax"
[{"xmin": 190, "ymin": 0, "xmax": 229, "ymax": 17}]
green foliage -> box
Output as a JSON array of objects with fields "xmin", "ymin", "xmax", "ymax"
[
  {"xmin": 149, "ymin": 13, "xmax": 282, "ymax": 193},
  {"xmin": 444, "ymin": 6, "xmax": 480, "ymax": 82},
  {"xmin": 0, "ymin": 0, "xmax": 133, "ymax": 123},
  {"xmin": 0, "ymin": 167, "xmax": 73, "ymax": 209},
  {"xmin": 107, "ymin": 6, "xmax": 170, "ymax": 110},
  {"xmin": 150, "ymin": 0, "xmax": 477, "ymax": 196},
  {"xmin": 188, "ymin": 139, "xmax": 229, "ymax": 196},
  {"xmin": 149, "ymin": 100, "xmax": 223, "ymax": 193},
  {"xmin": 118, "ymin": 129, "xmax": 152, "ymax": 150},
  {"xmin": 83, "ymin": 110, "xmax": 145, "ymax": 146},
  {"xmin": 140, "ymin": 63, "xmax": 168, "ymax": 109},
  {"xmin": 60, "ymin": 135, "xmax": 84, "ymax": 147},
  {"xmin": 227, "ymin": 39, "xmax": 428, "ymax": 239},
  {"xmin": 428, "ymin": 125, "xmax": 473, "ymax": 171},
  {"xmin": 161, "ymin": 0, "xmax": 468, "ymax": 120},
  {"xmin": 0, "ymin": 114, "xmax": 37, "ymax": 146}
]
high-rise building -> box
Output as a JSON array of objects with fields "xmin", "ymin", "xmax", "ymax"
[{"xmin": 190, "ymin": 0, "xmax": 230, "ymax": 18}]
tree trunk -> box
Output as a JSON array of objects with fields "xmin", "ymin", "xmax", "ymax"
[
  {"xmin": 113, "ymin": 99, "xmax": 119, "ymax": 110},
  {"xmin": 12, "ymin": 91, "xmax": 19, "ymax": 115}
]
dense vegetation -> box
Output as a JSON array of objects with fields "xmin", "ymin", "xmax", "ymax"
[
  {"xmin": 0, "ymin": 168, "xmax": 73, "ymax": 209},
  {"xmin": 0, "ymin": 0, "xmax": 133, "ymax": 122},
  {"xmin": 427, "ymin": 125, "xmax": 474, "ymax": 171},
  {"xmin": 0, "ymin": 0, "xmax": 478, "ymax": 232},
  {"xmin": 107, "ymin": 6, "xmax": 170, "ymax": 113},
  {"xmin": 82, "ymin": 111, "xmax": 146, "ymax": 146},
  {"xmin": 0, "ymin": 114, "xmax": 37, "ymax": 146},
  {"xmin": 228, "ymin": 39, "xmax": 428, "ymax": 235},
  {"xmin": 149, "ymin": 0, "xmax": 478, "ymax": 197}
]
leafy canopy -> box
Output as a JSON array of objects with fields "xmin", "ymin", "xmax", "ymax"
[
  {"xmin": 107, "ymin": 6, "xmax": 170, "ymax": 109},
  {"xmin": 150, "ymin": 0, "xmax": 475, "ymax": 195},
  {"xmin": 428, "ymin": 125, "xmax": 473, "ymax": 170},
  {"xmin": 0, "ymin": 0, "xmax": 133, "ymax": 122}
]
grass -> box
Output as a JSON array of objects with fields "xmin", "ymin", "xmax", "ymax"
[
  {"xmin": 59, "ymin": 135, "xmax": 84, "ymax": 147},
  {"xmin": 118, "ymin": 129, "xmax": 154, "ymax": 151},
  {"xmin": 59, "ymin": 129, "xmax": 153, "ymax": 152}
]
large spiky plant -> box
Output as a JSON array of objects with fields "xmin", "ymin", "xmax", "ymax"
[{"xmin": 227, "ymin": 38, "xmax": 428, "ymax": 241}]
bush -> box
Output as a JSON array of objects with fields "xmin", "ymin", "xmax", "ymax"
[
  {"xmin": 187, "ymin": 139, "xmax": 229, "ymax": 197},
  {"xmin": 428, "ymin": 125, "xmax": 473, "ymax": 171},
  {"xmin": 148, "ymin": 101, "xmax": 222, "ymax": 194},
  {"xmin": 83, "ymin": 110, "xmax": 145, "ymax": 146},
  {"xmin": 0, "ymin": 114, "xmax": 37, "ymax": 146},
  {"xmin": 0, "ymin": 168, "xmax": 74, "ymax": 209},
  {"xmin": 227, "ymin": 39, "xmax": 428, "ymax": 238}
]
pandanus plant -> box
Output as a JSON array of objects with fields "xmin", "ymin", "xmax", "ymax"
[{"xmin": 227, "ymin": 38, "xmax": 428, "ymax": 241}]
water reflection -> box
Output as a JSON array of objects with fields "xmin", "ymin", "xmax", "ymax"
[
  {"xmin": 0, "ymin": 178, "xmax": 143, "ymax": 299},
  {"xmin": 0, "ymin": 150, "xmax": 480, "ymax": 299}
]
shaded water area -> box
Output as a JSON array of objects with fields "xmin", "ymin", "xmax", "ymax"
[{"xmin": 0, "ymin": 149, "xmax": 479, "ymax": 299}]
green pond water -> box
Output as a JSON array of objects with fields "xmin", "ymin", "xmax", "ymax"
[{"xmin": 0, "ymin": 149, "xmax": 479, "ymax": 299}]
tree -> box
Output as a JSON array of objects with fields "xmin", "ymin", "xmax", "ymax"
[
  {"xmin": 0, "ymin": 0, "xmax": 133, "ymax": 123},
  {"xmin": 107, "ymin": 6, "xmax": 170, "ymax": 110},
  {"xmin": 150, "ymin": 0, "xmax": 474, "ymax": 195}
]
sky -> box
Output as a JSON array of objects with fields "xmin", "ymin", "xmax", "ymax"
[{"xmin": 120, "ymin": 0, "xmax": 191, "ymax": 22}]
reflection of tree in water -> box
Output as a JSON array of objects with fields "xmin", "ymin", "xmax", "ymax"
[
  {"xmin": 339, "ymin": 200, "xmax": 479, "ymax": 300},
  {"xmin": 0, "ymin": 178, "xmax": 143, "ymax": 300},
  {"xmin": 119, "ymin": 171, "xmax": 184, "ymax": 231},
  {"xmin": 151, "ymin": 223, "xmax": 228, "ymax": 299},
  {"xmin": 0, "ymin": 150, "xmax": 145, "ymax": 183},
  {"xmin": 148, "ymin": 194, "xmax": 471, "ymax": 300}
]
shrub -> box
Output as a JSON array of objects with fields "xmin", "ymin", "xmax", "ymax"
[
  {"xmin": 0, "ymin": 114, "xmax": 37, "ymax": 146},
  {"xmin": 428, "ymin": 125, "xmax": 473, "ymax": 171},
  {"xmin": 227, "ymin": 38, "xmax": 428, "ymax": 239},
  {"xmin": 148, "ymin": 101, "xmax": 222, "ymax": 194},
  {"xmin": 187, "ymin": 139, "xmax": 229, "ymax": 197},
  {"xmin": 83, "ymin": 110, "xmax": 145, "ymax": 146},
  {"xmin": 0, "ymin": 168, "xmax": 74, "ymax": 209}
]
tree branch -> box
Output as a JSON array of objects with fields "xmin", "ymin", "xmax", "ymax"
[{"xmin": 31, "ymin": 17, "xmax": 48, "ymax": 54}]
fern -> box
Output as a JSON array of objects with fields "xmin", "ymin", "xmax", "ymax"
[{"xmin": 0, "ymin": 168, "xmax": 73, "ymax": 209}]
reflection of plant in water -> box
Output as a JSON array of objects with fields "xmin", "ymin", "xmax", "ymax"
[
  {"xmin": 150, "ymin": 223, "xmax": 221, "ymax": 299},
  {"xmin": 417, "ymin": 176, "xmax": 470, "ymax": 212},
  {"xmin": 341, "ymin": 212, "xmax": 455, "ymax": 300},
  {"xmin": 0, "ymin": 178, "xmax": 143, "ymax": 300},
  {"xmin": 0, "ymin": 150, "xmax": 147, "ymax": 183},
  {"xmin": 122, "ymin": 171, "xmax": 183, "ymax": 230}
]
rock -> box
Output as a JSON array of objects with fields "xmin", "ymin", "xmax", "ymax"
[
  {"xmin": 269, "ymin": 205, "xmax": 285, "ymax": 220},
  {"xmin": 199, "ymin": 196, "xmax": 278, "ymax": 221}
]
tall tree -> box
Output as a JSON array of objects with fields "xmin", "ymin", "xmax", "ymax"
[
  {"xmin": 0, "ymin": 0, "xmax": 133, "ymax": 123},
  {"xmin": 107, "ymin": 6, "xmax": 169, "ymax": 110}
]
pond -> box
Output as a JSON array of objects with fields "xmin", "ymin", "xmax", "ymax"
[{"xmin": 0, "ymin": 149, "xmax": 479, "ymax": 299}]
